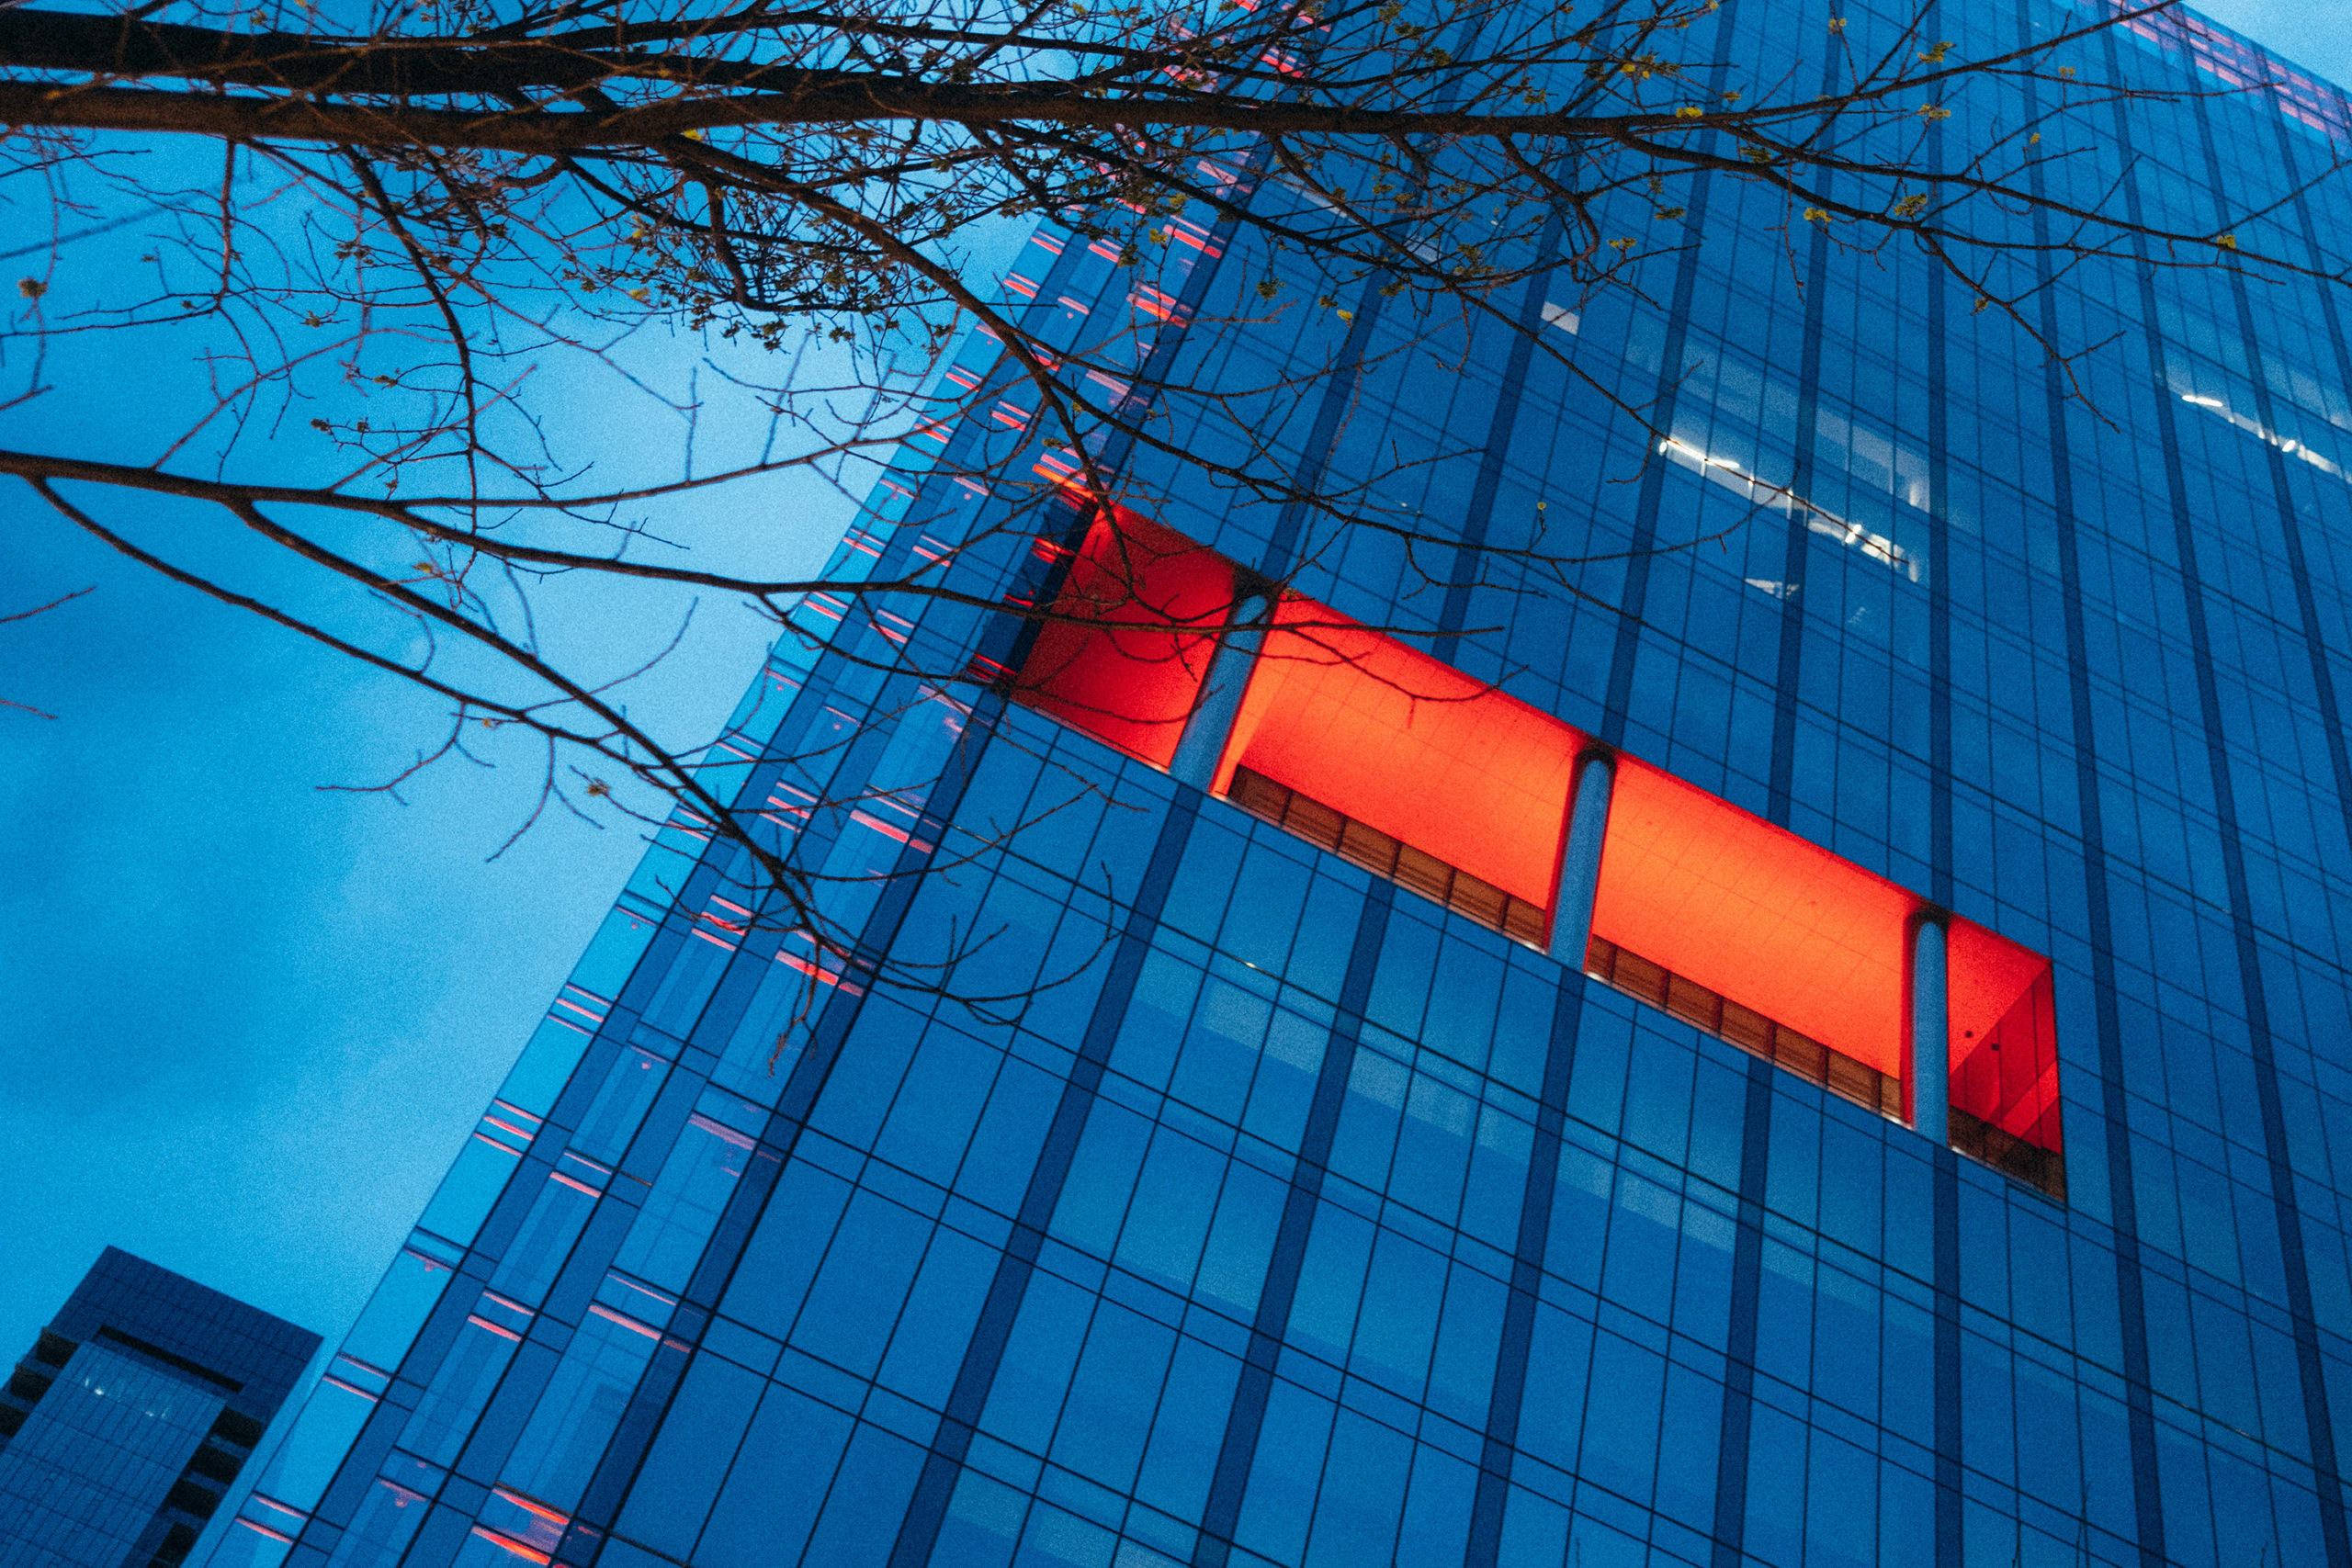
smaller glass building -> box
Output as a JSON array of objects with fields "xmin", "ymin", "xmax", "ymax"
[{"xmin": 0, "ymin": 1249, "xmax": 321, "ymax": 1568}]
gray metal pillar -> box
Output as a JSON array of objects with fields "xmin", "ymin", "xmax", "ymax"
[
  {"xmin": 1911, "ymin": 919, "xmax": 1950, "ymax": 1143},
  {"xmin": 1167, "ymin": 594, "xmax": 1269, "ymax": 792},
  {"xmin": 1548, "ymin": 754, "xmax": 1615, "ymax": 970}
]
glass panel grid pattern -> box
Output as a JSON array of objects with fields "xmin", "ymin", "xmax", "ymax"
[
  {"xmin": 231, "ymin": 5, "xmax": 2352, "ymax": 1568},
  {"xmin": 0, "ymin": 1345, "xmax": 224, "ymax": 1568},
  {"xmin": 3, "ymin": 1250, "xmax": 320, "ymax": 1568}
]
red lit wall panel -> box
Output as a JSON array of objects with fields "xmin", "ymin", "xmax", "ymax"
[
  {"xmin": 1948, "ymin": 919, "xmax": 2063, "ymax": 1153},
  {"xmin": 1012, "ymin": 508, "xmax": 1240, "ymax": 767},
  {"xmin": 1216, "ymin": 597, "xmax": 1581, "ymax": 908},
  {"xmin": 1589, "ymin": 760, "xmax": 1916, "ymax": 1077}
]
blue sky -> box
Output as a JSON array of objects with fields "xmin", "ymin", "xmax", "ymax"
[
  {"xmin": 2196, "ymin": 0, "xmax": 2352, "ymax": 85},
  {"xmin": 2, "ymin": 0, "xmax": 2349, "ymax": 1390},
  {"xmin": 0, "ymin": 371, "xmax": 825, "ymax": 1359},
  {"xmin": 0, "ymin": 205, "xmax": 921, "ymax": 1359}
]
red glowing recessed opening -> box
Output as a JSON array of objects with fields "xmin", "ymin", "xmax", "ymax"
[
  {"xmin": 1590, "ymin": 758, "xmax": 1917, "ymax": 1079},
  {"xmin": 1012, "ymin": 507, "xmax": 1242, "ymax": 767},
  {"xmin": 1001, "ymin": 514, "xmax": 2064, "ymax": 1178},
  {"xmin": 1948, "ymin": 919, "xmax": 2063, "ymax": 1156},
  {"xmin": 1215, "ymin": 595, "xmax": 1581, "ymax": 908}
]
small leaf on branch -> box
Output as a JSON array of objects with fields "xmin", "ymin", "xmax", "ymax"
[
  {"xmin": 2215, "ymin": 233, "xmax": 2238, "ymax": 250},
  {"xmin": 1919, "ymin": 40, "xmax": 1953, "ymax": 63},
  {"xmin": 1675, "ymin": 105, "xmax": 1704, "ymax": 118},
  {"xmin": 16, "ymin": 278, "xmax": 44, "ymax": 299}
]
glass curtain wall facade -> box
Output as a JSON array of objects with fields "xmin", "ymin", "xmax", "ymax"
[
  {"xmin": 0, "ymin": 1249, "xmax": 322, "ymax": 1568},
  {"xmin": 212, "ymin": 3, "xmax": 2352, "ymax": 1566}
]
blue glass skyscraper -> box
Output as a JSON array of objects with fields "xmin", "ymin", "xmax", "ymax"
[
  {"xmin": 0, "ymin": 1249, "xmax": 321, "ymax": 1568},
  {"xmin": 213, "ymin": 3, "xmax": 2352, "ymax": 1566}
]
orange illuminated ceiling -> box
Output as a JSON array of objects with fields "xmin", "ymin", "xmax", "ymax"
[
  {"xmin": 1215, "ymin": 596, "xmax": 1582, "ymax": 908},
  {"xmin": 1589, "ymin": 759, "xmax": 1917, "ymax": 1079},
  {"xmin": 1012, "ymin": 508, "xmax": 1241, "ymax": 768}
]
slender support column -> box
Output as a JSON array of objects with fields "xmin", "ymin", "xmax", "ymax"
[
  {"xmin": 1167, "ymin": 594, "xmax": 1268, "ymax": 792},
  {"xmin": 1548, "ymin": 754, "xmax": 1615, "ymax": 970},
  {"xmin": 1912, "ymin": 918, "xmax": 1950, "ymax": 1144}
]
